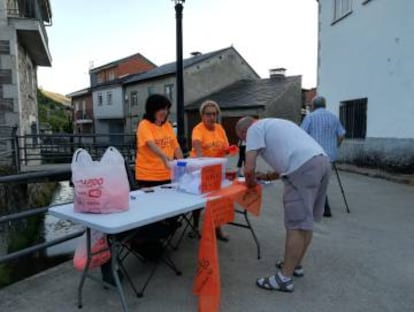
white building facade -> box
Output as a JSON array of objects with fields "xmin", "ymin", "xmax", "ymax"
[{"xmin": 317, "ymin": 0, "xmax": 414, "ymax": 171}]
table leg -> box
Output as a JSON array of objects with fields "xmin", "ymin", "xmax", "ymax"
[
  {"xmin": 77, "ymin": 228, "xmax": 91, "ymax": 309},
  {"xmin": 228, "ymin": 210, "xmax": 261, "ymax": 259},
  {"xmin": 110, "ymin": 237, "xmax": 129, "ymax": 312}
]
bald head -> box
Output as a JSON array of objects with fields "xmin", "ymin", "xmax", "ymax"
[{"xmin": 236, "ymin": 116, "xmax": 255, "ymax": 140}]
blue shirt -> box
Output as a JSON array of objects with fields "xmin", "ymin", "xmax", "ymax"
[{"xmin": 301, "ymin": 108, "xmax": 346, "ymax": 161}]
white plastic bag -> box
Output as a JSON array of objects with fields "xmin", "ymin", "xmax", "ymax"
[
  {"xmin": 71, "ymin": 146, "xmax": 130, "ymax": 214},
  {"xmin": 73, "ymin": 229, "xmax": 111, "ymax": 271}
]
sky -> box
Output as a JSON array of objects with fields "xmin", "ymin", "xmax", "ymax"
[{"xmin": 37, "ymin": 0, "xmax": 318, "ymax": 96}]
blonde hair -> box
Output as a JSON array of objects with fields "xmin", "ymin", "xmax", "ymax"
[{"xmin": 199, "ymin": 100, "xmax": 221, "ymax": 116}]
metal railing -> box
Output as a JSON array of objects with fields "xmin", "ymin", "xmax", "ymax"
[
  {"xmin": 0, "ymin": 204, "xmax": 84, "ymax": 264},
  {"xmin": 0, "ymin": 128, "xmax": 20, "ymax": 172},
  {"xmin": 0, "ymin": 168, "xmax": 83, "ymax": 265},
  {"xmin": 1, "ymin": 133, "xmax": 136, "ymax": 171}
]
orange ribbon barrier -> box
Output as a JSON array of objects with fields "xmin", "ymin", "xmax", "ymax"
[{"xmin": 194, "ymin": 181, "xmax": 262, "ymax": 311}]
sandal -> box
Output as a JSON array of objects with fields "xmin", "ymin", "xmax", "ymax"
[
  {"xmin": 256, "ymin": 274, "xmax": 294, "ymax": 292},
  {"xmin": 275, "ymin": 260, "xmax": 304, "ymax": 277}
]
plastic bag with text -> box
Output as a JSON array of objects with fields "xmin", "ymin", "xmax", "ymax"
[
  {"xmin": 73, "ymin": 230, "xmax": 111, "ymax": 271},
  {"xmin": 71, "ymin": 146, "xmax": 130, "ymax": 214}
]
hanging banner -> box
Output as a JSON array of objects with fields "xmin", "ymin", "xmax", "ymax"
[
  {"xmin": 206, "ymin": 181, "xmax": 263, "ymax": 216},
  {"xmin": 233, "ymin": 184, "xmax": 262, "ymax": 216},
  {"xmin": 193, "ymin": 207, "xmax": 220, "ymax": 312},
  {"xmin": 194, "ymin": 180, "xmax": 263, "ymax": 311},
  {"xmin": 207, "ymin": 196, "xmax": 235, "ymax": 227}
]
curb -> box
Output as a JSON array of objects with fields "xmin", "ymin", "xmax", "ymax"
[{"xmin": 336, "ymin": 163, "xmax": 414, "ymax": 186}]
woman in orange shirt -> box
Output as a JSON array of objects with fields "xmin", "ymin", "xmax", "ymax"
[
  {"xmin": 101, "ymin": 95, "xmax": 182, "ymax": 286},
  {"xmin": 190, "ymin": 100, "xmax": 230, "ymax": 241},
  {"xmin": 135, "ymin": 94, "xmax": 183, "ymax": 186}
]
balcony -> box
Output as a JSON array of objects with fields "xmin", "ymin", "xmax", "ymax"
[
  {"xmin": 7, "ymin": 0, "xmax": 52, "ymax": 66},
  {"xmin": 75, "ymin": 111, "xmax": 93, "ymax": 124}
]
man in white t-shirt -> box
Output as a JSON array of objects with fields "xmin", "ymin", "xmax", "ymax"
[{"xmin": 236, "ymin": 117, "xmax": 331, "ymax": 293}]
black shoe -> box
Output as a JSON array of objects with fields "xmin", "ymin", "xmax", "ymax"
[{"xmin": 323, "ymin": 211, "xmax": 332, "ymax": 217}]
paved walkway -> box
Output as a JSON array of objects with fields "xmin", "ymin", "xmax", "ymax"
[{"xmin": 0, "ymin": 166, "xmax": 413, "ymax": 311}]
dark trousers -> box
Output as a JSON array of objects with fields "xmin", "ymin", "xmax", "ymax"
[
  {"xmin": 324, "ymin": 196, "xmax": 331, "ymax": 215},
  {"xmin": 237, "ymin": 145, "xmax": 246, "ymax": 168},
  {"xmin": 101, "ymin": 179, "xmax": 172, "ymax": 283}
]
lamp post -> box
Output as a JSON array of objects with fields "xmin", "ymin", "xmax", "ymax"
[{"xmin": 173, "ymin": 0, "xmax": 186, "ymax": 153}]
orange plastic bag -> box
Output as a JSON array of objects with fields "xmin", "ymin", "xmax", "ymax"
[{"xmin": 73, "ymin": 230, "xmax": 111, "ymax": 271}]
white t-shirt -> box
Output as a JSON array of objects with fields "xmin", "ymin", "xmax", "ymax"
[{"xmin": 246, "ymin": 118, "xmax": 326, "ymax": 175}]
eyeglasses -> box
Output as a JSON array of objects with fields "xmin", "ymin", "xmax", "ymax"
[{"xmin": 203, "ymin": 112, "xmax": 217, "ymax": 117}]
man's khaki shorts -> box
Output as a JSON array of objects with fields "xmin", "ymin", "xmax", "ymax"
[{"xmin": 281, "ymin": 155, "xmax": 331, "ymax": 230}]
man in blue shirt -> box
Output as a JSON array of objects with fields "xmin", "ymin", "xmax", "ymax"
[{"xmin": 301, "ymin": 96, "xmax": 346, "ymax": 217}]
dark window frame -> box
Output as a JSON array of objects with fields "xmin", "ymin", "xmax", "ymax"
[{"xmin": 339, "ymin": 98, "xmax": 367, "ymax": 139}]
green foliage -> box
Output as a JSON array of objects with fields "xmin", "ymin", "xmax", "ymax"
[
  {"xmin": 7, "ymin": 215, "xmax": 44, "ymax": 253},
  {"xmin": 37, "ymin": 89, "xmax": 72, "ymax": 133},
  {"xmin": 0, "ymin": 264, "xmax": 11, "ymax": 287}
]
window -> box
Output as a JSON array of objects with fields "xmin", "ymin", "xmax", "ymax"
[
  {"xmin": 98, "ymin": 93, "xmax": 103, "ymax": 106},
  {"xmin": 339, "ymin": 98, "xmax": 367, "ymax": 139},
  {"xmin": 74, "ymin": 101, "xmax": 80, "ymax": 111},
  {"xmin": 0, "ymin": 40, "xmax": 10, "ymax": 54},
  {"xmin": 130, "ymin": 91, "xmax": 138, "ymax": 106},
  {"xmin": 164, "ymin": 84, "xmax": 174, "ymax": 101},
  {"xmin": 108, "ymin": 70, "xmax": 115, "ymax": 81},
  {"xmin": 334, "ymin": 0, "xmax": 352, "ymax": 22},
  {"xmin": 81, "ymin": 100, "xmax": 86, "ymax": 113},
  {"xmin": 107, "ymin": 91, "xmax": 113, "ymax": 105},
  {"xmin": 97, "ymin": 73, "xmax": 104, "ymax": 84},
  {"xmin": 147, "ymin": 86, "xmax": 155, "ymax": 96}
]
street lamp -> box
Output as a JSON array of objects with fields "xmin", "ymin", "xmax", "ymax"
[{"xmin": 173, "ymin": 0, "xmax": 186, "ymax": 153}]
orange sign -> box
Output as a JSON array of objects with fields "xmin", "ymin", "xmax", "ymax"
[
  {"xmin": 206, "ymin": 196, "xmax": 235, "ymax": 227},
  {"xmin": 201, "ymin": 164, "xmax": 222, "ymax": 193}
]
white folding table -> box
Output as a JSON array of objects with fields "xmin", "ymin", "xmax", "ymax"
[{"xmin": 49, "ymin": 187, "xmax": 207, "ymax": 312}]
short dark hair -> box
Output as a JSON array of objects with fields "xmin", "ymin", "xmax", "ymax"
[{"xmin": 143, "ymin": 94, "xmax": 172, "ymax": 124}]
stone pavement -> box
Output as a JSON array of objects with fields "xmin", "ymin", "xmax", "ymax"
[{"xmin": 0, "ymin": 163, "xmax": 413, "ymax": 312}]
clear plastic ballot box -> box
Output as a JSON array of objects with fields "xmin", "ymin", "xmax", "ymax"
[{"xmin": 170, "ymin": 157, "xmax": 227, "ymax": 194}]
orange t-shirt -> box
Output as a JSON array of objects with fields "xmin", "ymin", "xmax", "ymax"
[
  {"xmin": 190, "ymin": 122, "xmax": 229, "ymax": 157},
  {"xmin": 135, "ymin": 119, "xmax": 179, "ymax": 181}
]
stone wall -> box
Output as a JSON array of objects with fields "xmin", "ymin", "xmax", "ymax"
[
  {"xmin": 338, "ymin": 138, "xmax": 414, "ymax": 173},
  {"xmin": 17, "ymin": 42, "xmax": 38, "ymax": 136}
]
